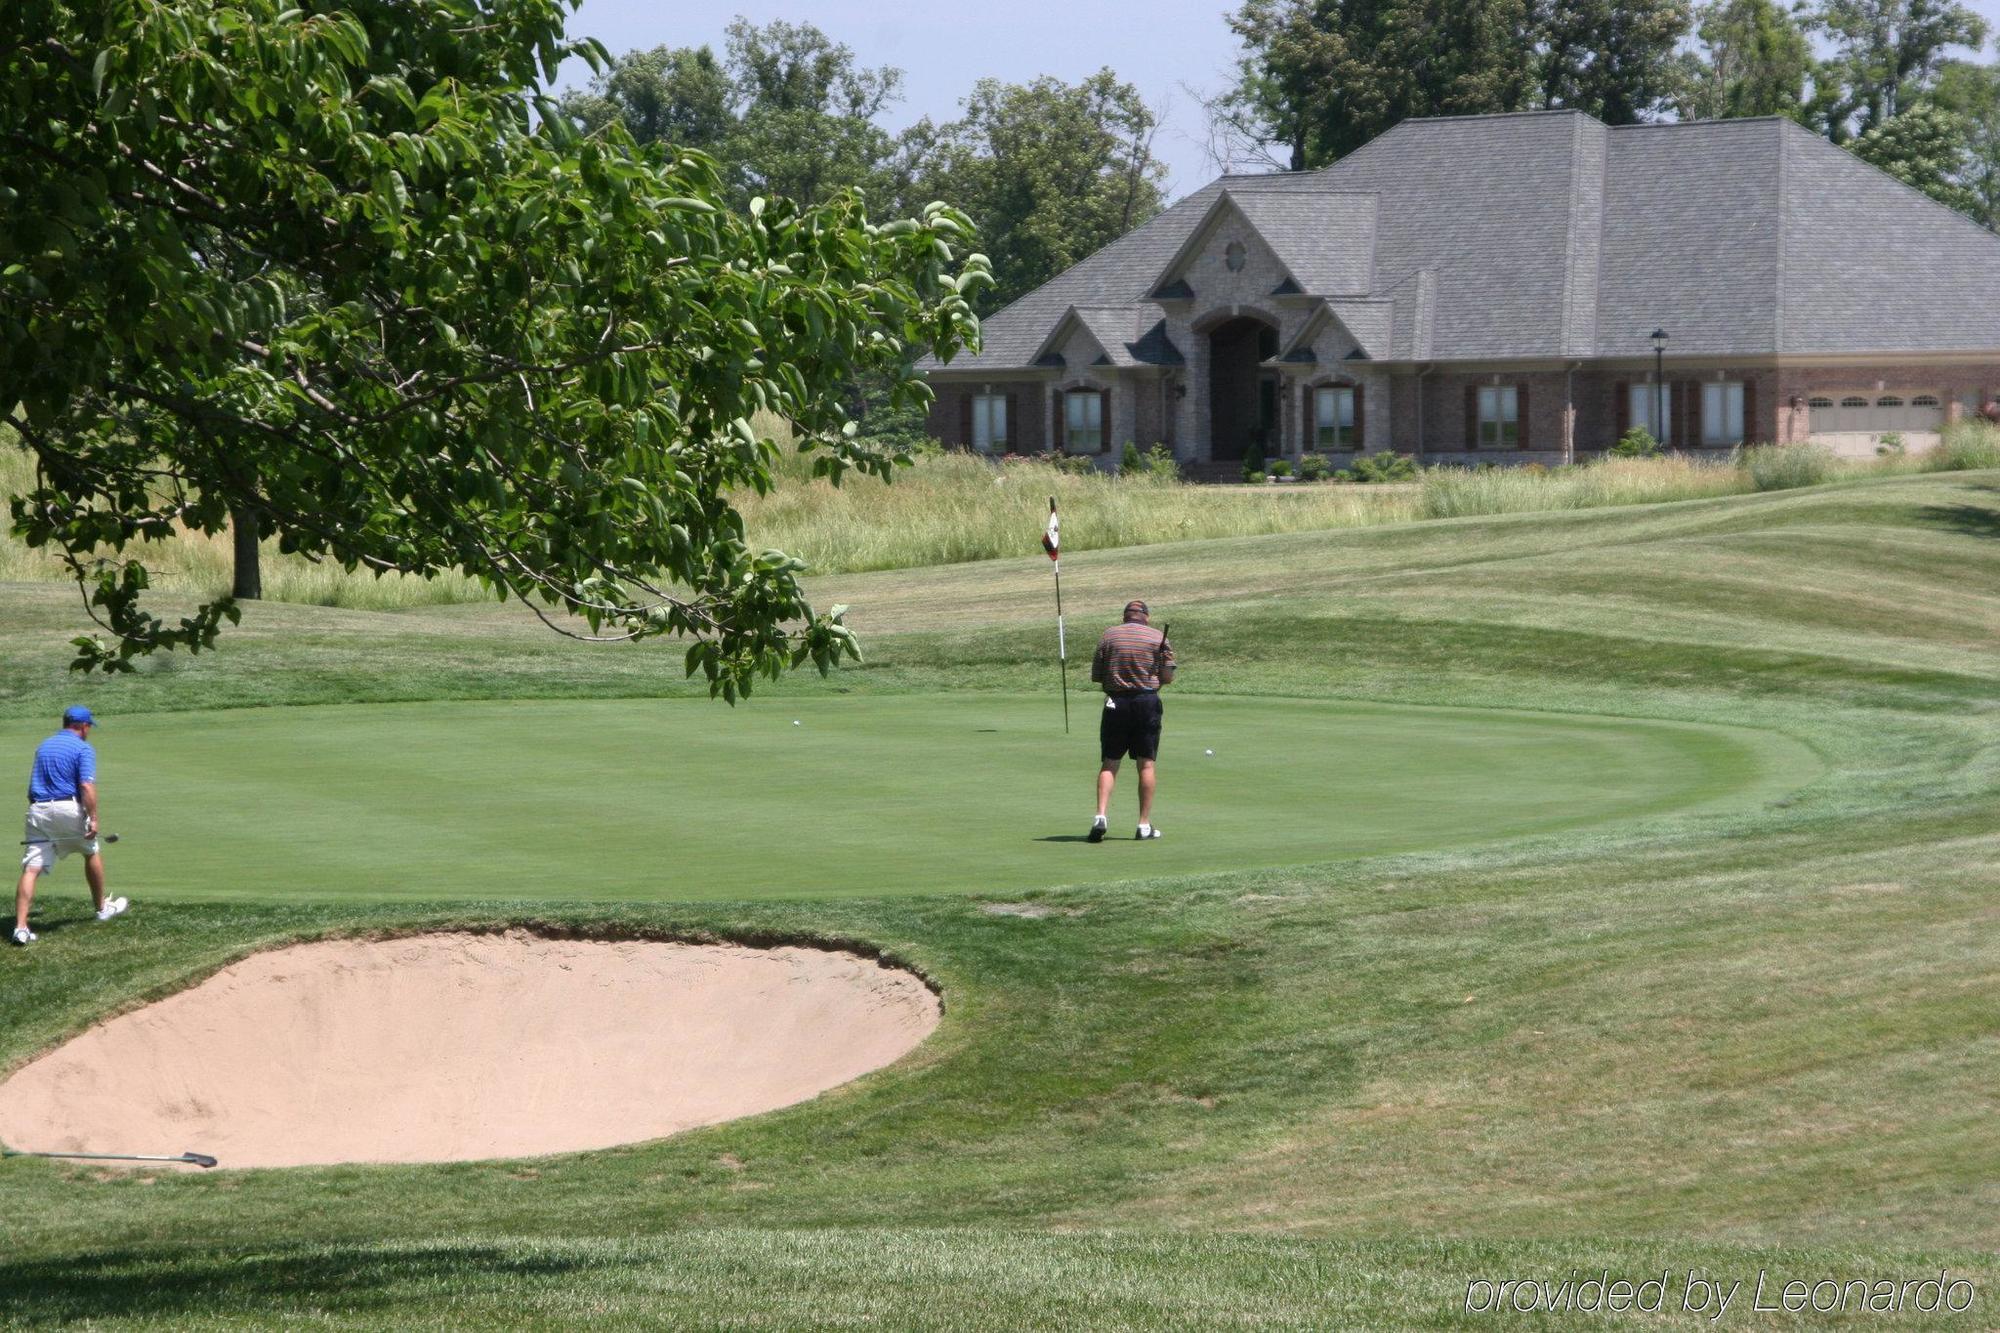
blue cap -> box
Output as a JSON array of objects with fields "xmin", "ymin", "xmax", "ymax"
[{"xmin": 63, "ymin": 706, "xmax": 97, "ymax": 727}]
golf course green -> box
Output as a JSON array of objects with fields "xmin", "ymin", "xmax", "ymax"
[{"xmin": 31, "ymin": 695, "xmax": 1818, "ymax": 902}]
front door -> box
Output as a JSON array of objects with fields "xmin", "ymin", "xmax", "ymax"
[{"xmin": 1206, "ymin": 316, "xmax": 1280, "ymax": 460}]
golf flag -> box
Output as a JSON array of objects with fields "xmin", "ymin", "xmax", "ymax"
[{"xmin": 1045, "ymin": 496, "xmax": 1069, "ymax": 733}]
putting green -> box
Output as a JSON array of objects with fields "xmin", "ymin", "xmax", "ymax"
[{"xmin": 20, "ymin": 696, "xmax": 1819, "ymax": 903}]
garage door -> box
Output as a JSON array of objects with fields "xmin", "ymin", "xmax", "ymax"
[{"xmin": 1807, "ymin": 393, "xmax": 1943, "ymax": 434}]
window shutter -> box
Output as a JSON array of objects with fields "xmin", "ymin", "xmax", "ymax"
[
  {"xmin": 1303, "ymin": 385, "xmax": 1315, "ymax": 449},
  {"xmin": 1741, "ymin": 380, "xmax": 1757, "ymax": 444},
  {"xmin": 1004, "ymin": 391, "xmax": 1017, "ymax": 450},
  {"xmin": 1099, "ymin": 389, "xmax": 1111, "ymax": 453},
  {"xmin": 1464, "ymin": 384, "xmax": 1478, "ymax": 448},
  {"xmin": 1677, "ymin": 381, "xmax": 1699, "ymax": 448},
  {"xmin": 959, "ymin": 394, "xmax": 974, "ymax": 448},
  {"xmin": 1516, "ymin": 383, "xmax": 1530, "ymax": 450},
  {"xmin": 1052, "ymin": 390, "xmax": 1065, "ymax": 450},
  {"xmin": 1614, "ymin": 382, "xmax": 1629, "ymax": 440},
  {"xmin": 1353, "ymin": 384, "xmax": 1366, "ymax": 447}
]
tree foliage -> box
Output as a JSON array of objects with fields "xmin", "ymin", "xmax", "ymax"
[
  {"xmin": 559, "ymin": 19, "xmax": 917, "ymax": 213},
  {"xmin": 1933, "ymin": 58, "xmax": 2000, "ymax": 229},
  {"xmin": 1853, "ymin": 98, "xmax": 1983, "ymax": 212},
  {"xmin": 1674, "ymin": 0, "xmax": 1815, "ymax": 122},
  {"xmin": 1806, "ymin": 0, "xmax": 1989, "ymax": 141},
  {"xmin": 1, "ymin": 0, "xmax": 987, "ymax": 692},
  {"xmin": 919, "ymin": 71, "xmax": 1166, "ymax": 310},
  {"xmin": 1536, "ymin": 0, "xmax": 1692, "ymax": 124},
  {"xmin": 1218, "ymin": 0, "xmax": 1698, "ymax": 171}
]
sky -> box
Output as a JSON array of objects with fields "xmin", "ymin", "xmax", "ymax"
[{"xmin": 552, "ymin": 0, "xmax": 2000, "ymax": 204}]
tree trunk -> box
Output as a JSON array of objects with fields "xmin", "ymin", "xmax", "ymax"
[{"xmin": 230, "ymin": 506, "xmax": 262, "ymax": 600}]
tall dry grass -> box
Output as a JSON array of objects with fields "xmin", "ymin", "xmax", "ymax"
[
  {"xmin": 9, "ymin": 417, "xmax": 2000, "ymax": 603},
  {"xmin": 1420, "ymin": 454, "xmax": 1752, "ymax": 518},
  {"xmin": 738, "ymin": 446, "xmax": 1418, "ymax": 572}
]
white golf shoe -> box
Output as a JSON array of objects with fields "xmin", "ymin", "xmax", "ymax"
[
  {"xmin": 11, "ymin": 925, "xmax": 35, "ymax": 945},
  {"xmin": 1135, "ymin": 824, "xmax": 1163, "ymax": 840},
  {"xmin": 95, "ymin": 897, "xmax": 129, "ymax": 922}
]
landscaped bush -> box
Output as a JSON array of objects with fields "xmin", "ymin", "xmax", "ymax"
[
  {"xmin": 1268, "ymin": 459, "xmax": 1292, "ymax": 478},
  {"xmin": 1130, "ymin": 444, "xmax": 1180, "ymax": 481},
  {"xmin": 1241, "ymin": 441, "xmax": 1266, "ymax": 483},
  {"xmin": 1351, "ymin": 452, "xmax": 1420, "ymax": 483},
  {"xmin": 1297, "ymin": 452, "xmax": 1331, "ymax": 482},
  {"xmin": 1609, "ymin": 427, "xmax": 1662, "ymax": 458},
  {"xmin": 1740, "ymin": 442, "xmax": 1837, "ymax": 491}
]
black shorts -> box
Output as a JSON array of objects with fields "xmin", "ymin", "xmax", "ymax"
[{"xmin": 1099, "ymin": 691, "xmax": 1163, "ymax": 762}]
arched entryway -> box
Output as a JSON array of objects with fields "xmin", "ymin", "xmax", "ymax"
[{"xmin": 1206, "ymin": 314, "xmax": 1280, "ymax": 461}]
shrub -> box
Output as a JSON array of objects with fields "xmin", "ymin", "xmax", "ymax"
[
  {"xmin": 1241, "ymin": 440, "xmax": 1266, "ymax": 482},
  {"xmin": 1351, "ymin": 452, "xmax": 1420, "ymax": 483},
  {"xmin": 1297, "ymin": 452, "xmax": 1331, "ymax": 482},
  {"xmin": 1244, "ymin": 471, "xmax": 1267, "ymax": 484},
  {"xmin": 1133, "ymin": 444, "xmax": 1180, "ymax": 481},
  {"xmin": 1610, "ymin": 427, "xmax": 1662, "ymax": 458},
  {"xmin": 1120, "ymin": 441, "xmax": 1143, "ymax": 475},
  {"xmin": 1740, "ymin": 442, "xmax": 1836, "ymax": 491},
  {"xmin": 1269, "ymin": 459, "xmax": 1293, "ymax": 478},
  {"xmin": 1876, "ymin": 432, "xmax": 1905, "ymax": 457},
  {"xmin": 1930, "ymin": 420, "xmax": 2000, "ymax": 471}
]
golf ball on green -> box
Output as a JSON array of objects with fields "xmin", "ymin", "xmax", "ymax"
[{"xmin": 1205, "ymin": 748, "xmax": 1215, "ymax": 755}]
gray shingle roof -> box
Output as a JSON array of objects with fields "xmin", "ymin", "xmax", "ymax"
[{"xmin": 924, "ymin": 109, "xmax": 2000, "ymax": 373}]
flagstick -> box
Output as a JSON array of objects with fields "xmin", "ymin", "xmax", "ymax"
[
  {"xmin": 1047, "ymin": 494, "xmax": 1070, "ymax": 734},
  {"xmin": 1055, "ymin": 558, "xmax": 1070, "ymax": 734}
]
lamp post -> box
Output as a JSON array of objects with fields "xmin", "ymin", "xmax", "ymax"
[{"xmin": 1650, "ymin": 328, "xmax": 1668, "ymax": 446}]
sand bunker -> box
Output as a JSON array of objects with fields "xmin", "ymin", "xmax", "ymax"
[{"xmin": 0, "ymin": 931, "xmax": 940, "ymax": 1169}]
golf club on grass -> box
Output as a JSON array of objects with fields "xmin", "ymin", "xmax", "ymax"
[{"xmin": 3, "ymin": 1147, "xmax": 217, "ymax": 1168}]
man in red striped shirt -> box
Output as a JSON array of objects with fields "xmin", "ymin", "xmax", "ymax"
[{"xmin": 1088, "ymin": 600, "xmax": 1175, "ymax": 842}]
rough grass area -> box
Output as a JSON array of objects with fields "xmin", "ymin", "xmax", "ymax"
[
  {"xmin": 10, "ymin": 421, "xmax": 2000, "ymax": 604},
  {"xmin": 1, "ymin": 470, "xmax": 1997, "ymax": 1327}
]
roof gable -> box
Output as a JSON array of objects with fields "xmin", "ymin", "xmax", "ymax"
[{"xmin": 1145, "ymin": 188, "xmax": 1377, "ymax": 301}]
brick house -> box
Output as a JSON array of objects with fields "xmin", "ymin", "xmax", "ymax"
[{"xmin": 919, "ymin": 110, "xmax": 2000, "ymax": 472}]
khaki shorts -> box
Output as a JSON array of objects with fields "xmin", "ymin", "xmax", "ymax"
[{"xmin": 22, "ymin": 799, "xmax": 98, "ymax": 871}]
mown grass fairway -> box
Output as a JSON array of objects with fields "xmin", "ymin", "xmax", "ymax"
[
  {"xmin": 26, "ymin": 695, "xmax": 1817, "ymax": 903},
  {"xmin": 1, "ymin": 471, "xmax": 1996, "ymax": 1328}
]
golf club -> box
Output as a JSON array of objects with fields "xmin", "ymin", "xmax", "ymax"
[
  {"xmin": 3, "ymin": 1146, "xmax": 217, "ymax": 1168},
  {"xmin": 19, "ymin": 833, "xmax": 118, "ymax": 845}
]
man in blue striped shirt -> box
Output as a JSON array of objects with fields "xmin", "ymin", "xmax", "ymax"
[{"xmin": 16, "ymin": 706, "xmax": 127, "ymax": 945}]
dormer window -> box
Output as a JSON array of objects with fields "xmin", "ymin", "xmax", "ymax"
[{"xmin": 1224, "ymin": 241, "xmax": 1246, "ymax": 272}]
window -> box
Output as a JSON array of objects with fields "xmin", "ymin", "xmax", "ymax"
[
  {"xmin": 1841, "ymin": 396, "xmax": 1870, "ymax": 408},
  {"xmin": 1315, "ymin": 386, "xmax": 1357, "ymax": 449},
  {"xmin": 1478, "ymin": 385, "xmax": 1519, "ymax": 448},
  {"xmin": 1627, "ymin": 383, "xmax": 1671, "ymax": 441},
  {"xmin": 1224, "ymin": 241, "xmax": 1247, "ymax": 272},
  {"xmin": 1808, "ymin": 396, "xmax": 1834, "ymax": 409},
  {"xmin": 1701, "ymin": 381, "xmax": 1746, "ymax": 445},
  {"xmin": 1876, "ymin": 395, "xmax": 1903, "ymax": 408},
  {"xmin": 1911, "ymin": 395, "xmax": 1940, "ymax": 408},
  {"xmin": 970, "ymin": 394, "xmax": 1007, "ymax": 452},
  {"xmin": 1064, "ymin": 390, "xmax": 1103, "ymax": 453}
]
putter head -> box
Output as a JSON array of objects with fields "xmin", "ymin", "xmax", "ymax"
[{"xmin": 182, "ymin": 1152, "xmax": 218, "ymax": 1169}]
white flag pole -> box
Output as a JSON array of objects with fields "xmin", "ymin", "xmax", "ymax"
[{"xmin": 1047, "ymin": 495, "xmax": 1069, "ymax": 734}]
